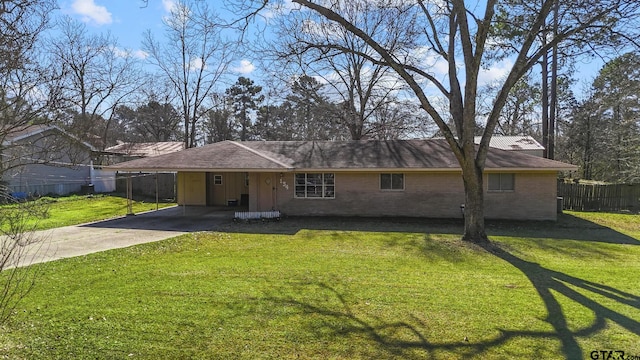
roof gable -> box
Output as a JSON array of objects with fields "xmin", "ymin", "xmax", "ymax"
[
  {"xmin": 3, "ymin": 124, "xmax": 96, "ymax": 151},
  {"xmin": 3, "ymin": 124, "xmax": 51, "ymax": 142}
]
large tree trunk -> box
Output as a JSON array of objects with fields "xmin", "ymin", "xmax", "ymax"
[{"xmin": 461, "ymin": 158, "xmax": 489, "ymax": 243}]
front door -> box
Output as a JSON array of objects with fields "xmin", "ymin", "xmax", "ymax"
[
  {"xmin": 257, "ymin": 173, "xmax": 275, "ymax": 211},
  {"xmin": 206, "ymin": 173, "xmax": 226, "ymax": 206}
]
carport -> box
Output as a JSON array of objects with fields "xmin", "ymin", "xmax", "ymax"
[{"xmin": 106, "ymin": 141, "xmax": 292, "ymax": 216}]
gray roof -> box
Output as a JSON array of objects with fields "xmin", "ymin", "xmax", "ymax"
[
  {"xmin": 107, "ymin": 139, "xmax": 577, "ymax": 172},
  {"xmin": 3, "ymin": 124, "xmax": 96, "ymax": 151}
]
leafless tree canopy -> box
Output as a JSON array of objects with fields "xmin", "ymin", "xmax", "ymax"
[
  {"xmin": 1, "ymin": 0, "xmax": 58, "ymax": 143},
  {"xmin": 142, "ymin": 0, "xmax": 237, "ymax": 148},
  {"xmin": 0, "ymin": 0, "xmax": 55, "ymax": 75},
  {"xmin": 0, "ymin": 0, "xmax": 69, "ymax": 173},
  {"xmin": 267, "ymin": 1, "xmax": 412, "ymax": 140},
  {"xmin": 0, "ymin": 0, "xmax": 58, "ymax": 325},
  {"xmin": 47, "ymin": 17, "xmax": 144, "ymax": 150}
]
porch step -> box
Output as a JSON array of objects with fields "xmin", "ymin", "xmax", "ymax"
[{"xmin": 234, "ymin": 210, "xmax": 281, "ymax": 221}]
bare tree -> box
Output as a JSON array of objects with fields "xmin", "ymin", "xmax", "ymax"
[
  {"xmin": 232, "ymin": 0, "xmax": 640, "ymax": 242},
  {"xmin": 269, "ymin": 0, "xmax": 405, "ymax": 140},
  {"xmin": 0, "ymin": 0, "xmax": 57, "ymax": 325},
  {"xmin": 142, "ymin": 0, "xmax": 236, "ymax": 148},
  {"xmin": 369, "ymin": 98, "xmax": 433, "ymax": 140},
  {"xmin": 47, "ymin": 17, "xmax": 144, "ymax": 150},
  {"xmin": 0, "ymin": 0, "xmax": 60, "ymax": 162},
  {"xmin": 483, "ymin": 72, "xmax": 541, "ymax": 136},
  {"xmin": 0, "ymin": 0, "xmax": 67, "ymax": 180},
  {"xmin": 0, "ymin": 194, "xmax": 50, "ymax": 324},
  {"xmin": 0, "ymin": 0, "xmax": 54, "ymax": 75}
]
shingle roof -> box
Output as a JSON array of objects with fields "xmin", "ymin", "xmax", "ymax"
[
  {"xmin": 107, "ymin": 139, "xmax": 577, "ymax": 172},
  {"xmin": 106, "ymin": 141, "xmax": 291, "ymax": 171}
]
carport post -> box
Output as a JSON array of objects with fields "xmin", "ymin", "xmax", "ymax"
[
  {"xmin": 126, "ymin": 173, "xmax": 134, "ymax": 216},
  {"xmin": 182, "ymin": 172, "xmax": 186, "ymax": 216},
  {"xmin": 155, "ymin": 172, "xmax": 159, "ymax": 211}
]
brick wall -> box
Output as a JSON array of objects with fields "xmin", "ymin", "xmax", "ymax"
[
  {"xmin": 274, "ymin": 171, "xmax": 558, "ymax": 220},
  {"xmin": 484, "ymin": 172, "xmax": 558, "ymax": 220},
  {"xmin": 276, "ymin": 172, "xmax": 465, "ymax": 218}
]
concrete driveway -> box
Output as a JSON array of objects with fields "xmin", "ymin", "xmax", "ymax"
[{"xmin": 12, "ymin": 206, "xmax": 234, "ymax": 268}]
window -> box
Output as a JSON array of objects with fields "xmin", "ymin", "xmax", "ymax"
[
  {"xmin": 213, "ymin": 174, "xmax": 223, "ymax": 185},
  {"xmin": 295, "ymin": 173, "xmax": 335, "ymax": 198},
  {"xmin": 488, "ymin": 173, "xmax": 514, "ymax": 191},
  {"xmin": 380, "ymin": 173, "xmax": 404, "ymax": 190}
]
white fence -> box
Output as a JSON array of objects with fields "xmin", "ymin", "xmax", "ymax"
[
  {"xmin": 234, "ymin": 210, "xmax": 281, "ymax": 220},
  {"xmin": 91, "ymin": 168, "xmax": 116, "ymax": 193}
]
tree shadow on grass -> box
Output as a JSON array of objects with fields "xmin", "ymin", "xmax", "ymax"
[
  {"xmin": 483, "ymin": 243, "xmax": 640, "ymax": 359},
  {"xmin": 230, "ymin": 213, "xmax": 639, "ymax": 358},
  {"xmin": 485, "ymin": 213, "xmax": 639, "ymax": 244},
  {"xmin": 79, "ymin": 205, "xmax": 639, "ymax": 247},
  {"xmin": 221, "ymin": 213, "xmax": 639, "ymax": 245},
  {"xmin": 267, "ymin": 245, "xmax": 640, "ymax": 359}
]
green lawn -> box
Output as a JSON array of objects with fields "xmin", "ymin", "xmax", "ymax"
[
  {"xmin": 0, "ymin": 194, "xmax": 176, "ymax": 231},
  {"xmin": 0, "ymin": 212, "xmax": 638, "ymax": 359}
]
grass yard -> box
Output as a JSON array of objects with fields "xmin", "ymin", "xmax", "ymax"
[
  {"xmin": 0, "ymin": 212, "xmax": 638, "ymax": 359},
  {"xmin": 0, "ymin": 194, "xmax": 176, "ymax": 231}
]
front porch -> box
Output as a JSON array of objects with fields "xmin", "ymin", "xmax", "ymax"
[{"xmin": 176, "ymin": 171, "xmax": 280, "ymax": 212}]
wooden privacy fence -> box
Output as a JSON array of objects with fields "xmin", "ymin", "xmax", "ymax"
[{"xmin": 558, "ymin": 182, "xmax": 640, "ymax": 212}]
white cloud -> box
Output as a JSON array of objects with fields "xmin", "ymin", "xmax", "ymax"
[
  {"xmin": 111, "ymin": 47, "xmax": 129, "ymax": 58},
  {"xmin": 261, "ymin": 0, "xmax": 301, "ymax": 20},
  {"xmin": 133, "ymin": 50, "xmax": 149, "ymax": 60},
  {"xmin": 478, "ymin": 59, "xmax": 514, "ymax": 86},
  {"xmin": 162, "ymin": 0, "xmax": 177, "ymax": 13},
  {"xmin": 111, "ymin": 46, "xmax": 148, "ymax": 60},
  {"xmin": 410, "ymin": 46, "xmax": 449, "ymax": 76},
  {"xmin": 233, "ymin": 60, "xmax": 255, "ymax": 74},
  {"xmin": 71, "ymin": 0, "xmax": 112, "ymax": 25},
  {"xmin": 189, "ymin": 57, "xmax": 205, "ymax": 71},
  {"xmin": 406, "ymin": 47, "xmax": 515, "ymax": 93},
  {"xmin": 161, "ymin": 0, "xmax": 190, "ymax": 26}
]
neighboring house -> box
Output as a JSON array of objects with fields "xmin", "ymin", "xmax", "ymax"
[
  {"xmin": 1, "ymin": 125, "xmax": 96, "ymax": 196},
  {"xmin": 108, "ymin": 139, "xmax": 577, "ymax": 221},
  {"xmin": 475, "ymin": 136, "xmax": 545, "ymax": 157},
  {"xmin": 101, "ymin": 141, "xmax": 185, "ymax": 165}
]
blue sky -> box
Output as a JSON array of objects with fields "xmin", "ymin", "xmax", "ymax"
[
  {"xmin": 56, "ymin": 0, "xmax": 257, "ymax": 75},
  {"xmin": 54, "ymin": 0, "xmax": 606, "ymax": 98},
  {"xmin": 57, "ymin": 0, "xmax": 165, "ymax": 49}
]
